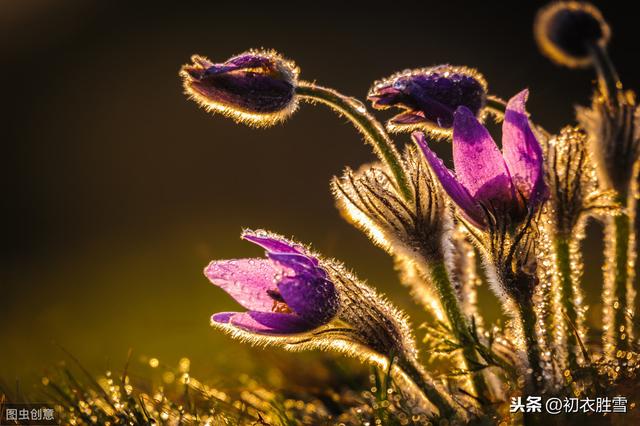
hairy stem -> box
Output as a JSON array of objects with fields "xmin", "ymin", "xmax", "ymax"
[
  {"xmin": 588, "ymin": 43, "xmax": 621, "ymax": 105},
  {"xmin": 485, "ymin": 95, "xmax": 506, "ymax": 120},
  {"xmin": 296, "ymin": 82, "xmax": 412, "ymax": 201},
  {"xmin": 555, "ymin": 237, "xmax": 581, "ymax": 371},
  {"xmin": 492, "ymin": 265, "xmax": 545, "ymax": 393},
  {"xmin": 429, "ymin": 260, "xmax": 492, "ymax": 402},
  {"xmin": 517, "ymin": 299, "xmax": 544, "ymax": 393},
  {"xmin": 395, "ymin": 355, "xmax": 459, "ymax": 419},
  {"xmin": 603, "ymin": 210, "xmax": 635, "ymax": 356}
]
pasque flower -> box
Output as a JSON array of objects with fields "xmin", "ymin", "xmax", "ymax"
[
  {"xmin": 180, "ymin": 49, "xmax": 299, "ymax": 126},
  {"xmin": 415, "ymin": 89, "xmax": 546, "ymax": 228},
  {"xmin": 206, "ymin": 229, "xmax": 459, "ymax": 419},
  {"xmin": 368, "ymin": 65, "xmax": 487, "ymax": 134},
  {"xmin": 206, "ymin": 231, "xmax": 339, "ymax": 334}
]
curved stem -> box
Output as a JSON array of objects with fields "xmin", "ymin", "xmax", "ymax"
[
  {"xmin": 296, "ymin": 81, "xmax": 412, "ymax": 201},
  {"xmin": 485, "ymin": 95, "xmax": 506, "ymax": 120},
  {"xmin": 587, "ymin": 42, "xmax": 621, "ymax": 105},
  {"xmin": 429, "ymin": 260, "xmax": 492, "ymax": 402}
]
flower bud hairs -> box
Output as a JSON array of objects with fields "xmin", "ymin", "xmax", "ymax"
[
  {"xmin": 159, "ymin": 2, "xmax": 640, "ymax": 424},
  {"xmin": 368, "ymin": 65, "xmax": 489, "ymax": 137},
  {"xmin": 180, "ymin": 49, "xmax": 300, "ymax": 127}
]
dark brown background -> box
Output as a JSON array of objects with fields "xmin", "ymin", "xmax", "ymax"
[{"xmin": 2, "ymin": 0, "xmax": 638, "ymax": 386}]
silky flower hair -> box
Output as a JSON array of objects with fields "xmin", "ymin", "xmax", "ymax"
[
  {"xmin": 332, "ymin": 146, "xmax": 445, "ymax": 262},
  {"xmin": 331, "ymin": 147, "xmax": 450, "ymax": 325},
  {"xmin": 544, "ymin": 126, "xmax": 619, "ymax": 236}
]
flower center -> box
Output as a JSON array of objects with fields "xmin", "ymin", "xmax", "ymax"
[{"xmin": 266, "ymin": 289, "xmax": 293, "ymax": 314}]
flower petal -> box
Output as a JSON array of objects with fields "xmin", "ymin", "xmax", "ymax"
[
  {"xmin": 225, "ymin": 54, "xmax": 276, "ymax": 70},
  {"xmin": 502, "ymin": 89, "xmax": 546, "ymax": 205},
  {"xmin": 405, "ymin": 80, "xmax": 457, "ymax": 128},
  {"xmin": 453, "ymin": 106, "xmax": 514, "ymax": 206},
  {"xmin": 390, "ymin": 110, "xmax": 427, "ymax": 125},
  {"xmin": 368, "ymin": 86, "xmax": 405, "ymax": 109},
  {"xmin": 277, "ymin": 276, "xmax": 339, "ymax": 325},
  {"xmin": 242, "ymin": 232, "xmax": 303, "ymax": 255},
  {"xmin": 412, "ymin": 132, "xmax": 485, "ymax": 227},
  {"xmin": 211, "ymin": 311, "xmax": 238, "ymax": 324},
  {"xmin": 267, "ymin": 252, "xmax": 326, "ymax": 278},
  {"xmin": 368, "ymin": 66, "xmax": 487, "ymax": 131},
  {"xmin": 213, "ymin": 311, "xmax": 314, "ymax": 334},
  {"xmin": 204, "ymin": 259, "xmax": 278, "ymax": 311}
]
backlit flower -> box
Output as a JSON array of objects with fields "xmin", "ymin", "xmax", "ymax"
[
  {"xmin": 180, "ymin": 49, "xmax": 299, "ymax": 126},
  {"xmin": 205, "ymin": 229, "xmax": 458, "ymax": 418},
  {"xmin": 415, "ymin": 89, "xmax": 546, "ymax": 228},
  {"xmin": 206, "ymin": 231, "xmax": 338, "ymax": 334},
  {"xmin": 535, "ymin": 1, "xmax": 610, "ymax": 68},
  {"xmin": 368, "ymin": 65, "xmax": 487, "ymax": 135}
]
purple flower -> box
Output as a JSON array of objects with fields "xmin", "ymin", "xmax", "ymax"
[
  {"xmin": 205, "ymin": 231, "xmax": 339, "ymax": 335},
  {"xmin": 414, "ymin": 89, "xmax": 546, "ymax": 228},
  {"xmin": 368, "ymin": 65, "xmax": 487, "ymax": 134},
  {"xmin": 180, "ymin": 50, "xmax": 299, "ymax": 125}
]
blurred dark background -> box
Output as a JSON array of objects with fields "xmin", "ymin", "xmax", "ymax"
[{"xmin": 2, "ymin": 1, "xmax": 639, "ymax": 386}]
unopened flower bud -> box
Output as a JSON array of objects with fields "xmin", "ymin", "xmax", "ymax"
[
  {"xmin": 368, "ymin": 65, "xmax": 487, "ymax": 136},
  {"xmin": 535, "ymin": 1, "xmax": 610, "ymax": 68},
  {"xmin": 180, "ymin": 49, "xmax": 299, "ymax": 126}
]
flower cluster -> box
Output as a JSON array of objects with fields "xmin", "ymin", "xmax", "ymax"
[{"xmin": 178, "ymin": 1, "xmax": 640, "ymax": 423}]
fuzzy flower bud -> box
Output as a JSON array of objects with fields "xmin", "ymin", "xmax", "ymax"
[
  {"xmin": 332, "ymin": 146, "xmax": 445, "ymax": 260},
  {"xmin": 544, "ymin": 126, "xmax": 619, "ymax": 236},
  {"xmin": 180, "ymin": 49, "xmax": 299, "ymax": 127},
  {"xmin": 368, "ymin": 65, "xmax": 487, "ymax": 136},
  {"xmin": 577, "ymin": 91, "xmax": 640, "ymax": 194},
  {"xmin": 534, "ymin": 1, "xmax": 610, "ymax": 68}
]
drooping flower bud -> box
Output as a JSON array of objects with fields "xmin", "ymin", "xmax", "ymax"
[
  {"xmin": 368, "ymin": 65, "xmax": 487, "ymax": 136},
  {"xmin": 180, "ymin": 49, "xmax": 299, "ymax": 127},
  {"xmin": 534, "ymin": 1, "xmax": 610, "ymax": 68}
]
